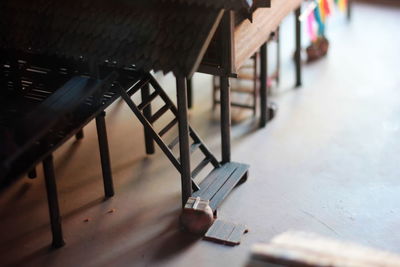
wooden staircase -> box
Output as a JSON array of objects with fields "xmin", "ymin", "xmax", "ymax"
[{"xmin": 116, "ymin": 72, "xmax": 248, "ymax": 211}]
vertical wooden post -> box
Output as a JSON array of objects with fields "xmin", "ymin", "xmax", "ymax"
[
  {"xmin": 220, "ymin": 76, "xmax": 231, "ymax": 164},
  {"xmin": 347, "ymin": 0, "xmax": 352, "ymax": 21},
  {"xmin": 96, "ymin": 111, "xmax": 114, "ymax": 198},
  {"xmin": 186, "ymin": 78, "xmax": 193, "ymax": 109},
  {"xmin": 141, "ymin": 83, "xmax": 155, "ymax": 154},
  {"xmin": 253, "ymin": 54, "xmax": 258, "ymax": 117},
  {"xmin": 295, "ymin": 7, "xmax": 302, "ymax": 88},
  {"xmin": 176, "ymin": 76, "xmax": 192, "ymax": 207},
  {"xmin": 259, "ymin": 42, "xmax": 268, "ymax": 128},
  {"xmin": 43, "ymin": 155, "xmax": 65, "ymax": 248},
  {"xmin": 276, "ymin": 27, "xmax": 281, "ymax": 86}
]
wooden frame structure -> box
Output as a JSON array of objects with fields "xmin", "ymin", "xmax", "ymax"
[{"xmin": 1, "ymin": 0, "xmax": 309, "ymax": 246}]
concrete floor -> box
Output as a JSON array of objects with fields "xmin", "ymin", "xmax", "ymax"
[{"xmin": 1, "ymin": 2, "xmax": 400, "ymax": 266}]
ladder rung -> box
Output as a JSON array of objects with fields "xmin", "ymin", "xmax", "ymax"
[
  {"xmin": 214, "ymin": 100, "xmax": 255, "ymax": 110},
  {"xmin": 237, "ymin": 73, "xmax": 258, "ymax": 80},
  {"xmin": 214, "ymin": 86, "xmax": 255, "ymax": 94},
  {"xmin": 190, "ymin": 142, "xmax": 201, "ymax": 154},
  {"xmin": 191, "ymin": 158, "xmax": 211, "ymax": 179},
  {"xmin": 177, "ymin": 142, "xmax": 201, "ymax": 163},
  {"xmin": 138, "ymin": 91, "xmax": 158, "ymax": 110},
  {"xmin": 158, "ymin": 118, "xmax": 178, "ymax": 137},
  {"xmin": 126, "ymin": 76, "xmax": 151, "ymax": 96},
  {"xmin": 149, "ymin": 103, "xmax": 170, "ymax": 123},
  {"xmin": 168, "ymin": 135, "xmax": 180, "ymax": 150},
  {"xmin": 231, "ymin": 102, "xmax": 254, "ymax": 109}
]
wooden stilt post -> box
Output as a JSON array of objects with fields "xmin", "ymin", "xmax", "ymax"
[
  {"xmin": 259, "ymin": 42, "xmax": 268, "ymax": 128},
  {"xmin": 295, "ymin": 7, "xmax": 302, "ymax": 88},
  {"xmin": 176, "ymin": 76, "xmax": 192, "ymax": 207},
  {"xmin": 220, "ymin": 76, "xmax": 231, "ymax": 164},
  {"xmin": 43, "ymin": 155, "xmax": 65, "ymax": 248},
  {"xmin": 347, "ymin": 0, "xmax": 352, "ymax": 21},
  {"xmin": 141, "ymin": 83, "xmax": 155, "ymax": 154},
  {"xmin": 276, "ymin": 27, "xmax": 281, "ymax": 86},
  {"xmin": 186, "ymin": 78, "xmax": 193, "ymax": 109},
  {"xmin": 96, "ymin": 111, "xmax": 114, "ymax": 198}
]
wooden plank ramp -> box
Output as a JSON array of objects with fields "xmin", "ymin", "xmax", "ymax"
[{"xmin": 193, "ymin": 162, "xmax": 249, "ymax": 211}]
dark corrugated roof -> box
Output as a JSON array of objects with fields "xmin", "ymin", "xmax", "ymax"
[
  {"xmin": 0, "ymin": 0, "xmax": 270, "ymax": 77},
  {"xmin": 0, "ymin": 0, "xmax": 224, "ymax": 76}
]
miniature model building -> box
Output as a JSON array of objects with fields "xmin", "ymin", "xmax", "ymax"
[{"xmin": 2, "ymin": 0, "xmax": 400, "ymax": 266}]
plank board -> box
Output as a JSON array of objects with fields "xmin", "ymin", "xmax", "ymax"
[
  {"xmin": 249, "ymin": 231, "xmax": 400, "ymax": 267},
  {"xmin": 204, "ymin": 219, "xmax": 248, "ymax": 246},
  {"xmin": 235, "ymin": 0, "xmax": 303, "ymax": 69},
  {"xmin": 193, "ymin": 162, "xmax": 249, "ymax": 211}
]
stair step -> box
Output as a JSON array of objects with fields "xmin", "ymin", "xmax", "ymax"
[
  {"xmin": 215, "ymin": 101, "xmax": 254, "ymax": 110},
  {"xmin": 193, "ymin": 162, "xmax": 249, "ymax": 211},
  {"xmin": 237, "ymin": 73, "xmax": 258, "ymax": 80},
  {"xmin": 190, "ymin": 142, "xmax": 201, "ymax": 154},
  {"xmin": 191, "ymin": 158, "xmax": 211, "ymax": 179},
  {"xmin": 158, "ymin": 118, "xmax": 178, "ymax": 137},
  {"xmin": 149, "ymin": 103, "xmax": 170, "ymax": 123},
  {"xmin": 168, "ymin": 136, "xmax": 180, "ymax": 150},
  {"xmin": 138, "ymin": 91, "xmax": 158, "ymax": 110},
  {"xmin": 177, "ymin": 142, "xmax": 202, "ymax": 163},
  {"xmin": 214, "ymin": 86, "xmax": 255, "ymax": 94},
  {"xmin": 231, "ymin": 103, "xmax": 254, "ymax": 110},
  {"xmin": 126, "ymin": 76, "xmax": 151, "ymax": 96}
]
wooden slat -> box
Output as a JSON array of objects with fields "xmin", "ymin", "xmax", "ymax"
[
  {"xmin": 137, "ymin": 91, "xmax": 158, "ymax": 110},
  {"xmin": 227, "ymin": 224, "xmax": 248, "ymax": 245},
  {"xmin": 193, "ymin": 163, "xmax": 233, "ymax": 198},
  {"xmin": 204, "ymin": 220, "xmax": 248, "ymax": 246},
  {"xmin": 204, "ymin": 219, "xmax": 224, "ymax": 238},
  {"xmin": 191, "ymin": 158, "xmax": 211, "ymax": 178},
  {"xmin": 213, "ymin": 220, "xmax": 236, "ymax": 241},
  {"xmin": 198, "ymin": 164, "xmax": 237, "ymax": 201},
  {"xmin": 149, "ymin": 103, "xmax": 170, "ymax": 123},
  {"xmin": 190, "ymin": 142, "xmax": 201, "ymax": 154},
  {"xmin": 250, "ymin": 231, "xmax": 400, "ymax": 267},
  {"xmin": 177, "ymin": 142, "xmax": 201, "ymax": 163},
  {"xmin": 168, "ymin": 136, "xmax": 180, "ymax": 150},
  {"xmin": 230, "ymin": 102, "xmax": 254, "ymax": 109},
  {"xmin": 209, "ymin": 163, "xmax": 248, "ymax": 210},
  {"xmin": 158, "ymin": 118, "xmax": 178, "ymax": 137},
  {"xmin": 126, "ymin": 76, "xmax": 151, "ymax": 96},
  {"xmin": 235, "ymin": 0, "xmax": 303, "ymax": 69}
]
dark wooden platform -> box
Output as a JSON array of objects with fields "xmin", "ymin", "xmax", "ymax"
[{"xmin": 193, "ymin": 162, "xmax": 249, "ymax": 211}]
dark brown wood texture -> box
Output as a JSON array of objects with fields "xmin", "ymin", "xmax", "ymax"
[
  {"xmin": 0, "ymin": 0, "xmax": 224, "ymax": 77},
  {"xmin": 235, "ymin": 0, "xmax": 302, "ymax": 69}
]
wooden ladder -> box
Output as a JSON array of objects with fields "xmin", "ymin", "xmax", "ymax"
[
  {"xmin": 116, "ymin": 72, "xmax": 221, "ymax": 191},
  {"xmin": 116, "ymin": 72, "xmax": 249, "ymax": 211}
]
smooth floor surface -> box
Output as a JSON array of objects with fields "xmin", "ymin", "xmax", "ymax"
[{"xmin": 1, "ymin": 2, "xmax": 400, "ymax": 267}]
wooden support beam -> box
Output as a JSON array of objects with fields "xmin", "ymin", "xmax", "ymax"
[
  {"xmin": 141, "ymin": 83, "xmax": 155, "ymax": 154},
  {"xmin": 43, "ymin": 155, "xmax": 65, "ymax": 248},
  {"xmin": 347, "ymin": 0, "xmax": 352, "ymax": 21},
  {"xmin": 186, "ymin": 78, "xmax": 193, "ymax": 109},
  {"xmin": 220, "ymin": 76, "xmax": 231, "ymax": 164},
  {"xmin": 259, "ymin": 42, "xmax": 268, "ymax": 128},
  {"xmin": 176, "ymin": 76, "xmax": 192, "ymax": 207},
  {"xmin": 96, "ymin": 111, "xmax": 114, "ymax": 198},
  {"xmin": 295, "ymin": 7, "xmax": 302, "ymax": 88}
]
